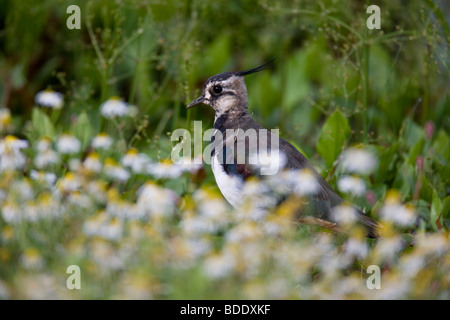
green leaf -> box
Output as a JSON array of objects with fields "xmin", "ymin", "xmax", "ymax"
[
  {"xmin": 374, "ymin": 143, "xmax": 399, "ymax": 184},
  {"xmin": 317, "ymin": 109, "xmax": 350, "ymax": 167},
  {"xmin": 442, "ymin": 196, "xmax": 450, "ymax": 220},
  {"xmin": 408, "ymin": 137, "xmax": 424, "ymax": 165},
  {"xmin": 392, "ymin": 162, "xmax": 415, "ymax": 200},
  {"xmin": 282, "ymin": 49, "xmax": 310, "ymax": 111},
  {"xmin": 431, "ymin": 189, "xmax": 443, "ymax": 231},
  {"xmin": 31, "ymin": 108, "xmax": 56, "ymax": 138},
  {"xmin": 73, "ymin": 112, "xmax": 93, "ymax": 150},
  {"xmin": 288, "ymin": 140, "xmax": 309, "ymax": 160},
  {"xmin": 419, "ymin": 173, "xmax": 433, "ymax": 203},
  {"xmin": 432, "ymin": 129, "xmax": 450, "ymax": 181}
]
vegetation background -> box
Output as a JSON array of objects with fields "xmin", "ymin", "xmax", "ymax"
[{"xmin": 0, "ymin": 0, "xmax": 448, "ymax": 299}]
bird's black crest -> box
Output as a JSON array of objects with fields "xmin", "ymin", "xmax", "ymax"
[
  {"xmin": 206, "ymin": 72, "xmax": 236, "ymax": 84},
  {"xmin": 236, "ymin": 57, "xmax": 277, "ymax": 77},
  {"xmin": 206, "ymin": 58, "xmax": 277, "ymax": 84}
]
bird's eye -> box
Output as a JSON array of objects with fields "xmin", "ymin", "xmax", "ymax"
[{"xmin": 212, "ymin": 85, "xmax": 223, "ymax": 94}]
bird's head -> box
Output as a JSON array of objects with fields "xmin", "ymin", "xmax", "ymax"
[{"xmin": 186, "ymin": 58, "xmax": 276, "ymax": 115}]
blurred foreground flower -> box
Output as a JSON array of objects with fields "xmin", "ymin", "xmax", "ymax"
[
  {"xmin": 57, "ymin": 134, "xmax": 81, "ymax": 154},
  {"xmin": 83, "ymin": 152, "xmax": 102, "ymax": 173},
  {"xmin": 92, "ymin": 133, "xmax": 113, "ymax": 149},
  {"xmin": 0, "ymin": 135, "xmax": 29, "ymax": 172},
  {"xmin": 20, "ymin": 248, "xmax": 44, "ymax": 270},
  {"xmin": 34, "ymin": 137, "xmax": 60, "ymax": 168},
  {"xmin": 30, "ymin": 170, "xmax": 57, "ymax": 187},
  {"xmin": 104, "ymin": 158, "xmax": 130, "ymax": 182},
  {"xmin": 100, "ymin": 97, "xmax": 129, "ymax": 118},
  {"xmin": 340, "ymin": 147, "xmax": 377, "ymax": 174},
  {"xmin": 147, "ymin": 159, "xmax": 185, "ymax": 179},
  {"xmin": 338, "ymin": 176, "xmax": 366, "ymax": 196},
  {"xmin": 136, "ymin": 182, "xmax": 178, "ymax": 218},
  {"xmin": 122, "ymin": 149, "xmax": 151, "ymax": 174},
  {"xmin": 380, "ymin": 190, "xmax": 416, "ymax": 226},
  {"xmin": 57, "ymin": 172, "xmax": 81, "ymax": 192},
  {"xmin": 35, "ymin": 89, "xmax": 63, "ymax": 109}
]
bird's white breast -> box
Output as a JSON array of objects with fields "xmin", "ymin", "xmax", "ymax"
[{"xmin": 211, "ymin": 152, "xmax": 243, "ymax": 208}]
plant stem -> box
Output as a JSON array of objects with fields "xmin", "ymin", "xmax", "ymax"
[{"xmin": 362, "ymin": 27, "xmax": 370, "ymax": 143}]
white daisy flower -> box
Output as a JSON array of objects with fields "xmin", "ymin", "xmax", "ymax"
[
  {"xmin": 203, "ymin": 251, "xmax": 236, "ymax": 279},
  {"xmin": 30, "ymin": 170, "xmax": 56, "ymax": 185},
  {"xmin": 374, "ymin": 236, "xmax": 404, "ymax": 261},
  {"xmin": 83, "ymin": 211, "xmax": 108, "ymax": 237},
  {"xmin": 380, "ymin": 203, "xmax": 416, "ymax": 226},
  {"xmin": 136, "ymin": 182, "xmax": 178, "ymax": 218},
  {"xmin": 34, "ymin": 138, "xmax": 60, "ymax": 169},
  {"xmin": 35, "ymin": 89, "xmax": 64, "ymax": 109},
  {"xmin": 0, "ymin": 135, "xmax": 29, "ymax": 172},
  {"xmin": 103, "ymin": 158, "xmax": 130, "ymax": 182},
  {"xmin": 338, "ymin": 176, "xmax": 366, "ymax": 196},
  {"xmin": 83, "ymin": 153, "xmax": 102, "ymax": 173},
  {"xmin": 340, "ymin": 147, "xmax": 377, "ymax": 175},
  {"xmin": 332, "ymin": 205, "xmax": 358, "ymax": 225},
  {"xmin": 248, "ymin": 150, "xmax": 287, "ymax": 176},
  {"xmin": 292, "ymin": 169, "xmax": 320, "ymax": 196},
  {"xmin": 34, "ymin": 150, "xmax": 60, "ymax": 169},
  {"xmin": 30, "ymin": 170, "xmax": 57, "ymax": 187},
  {"xmin": 100, "ymin": 97, "xmax": 129, "ymax": 118},
  {"xmin": 147, "ymin": 160, "xmax": 185, "ymax": 179},
  {"xmin": 344, "ymin": 238, "xmax": 369, "ymax": 258},
  {"xmin": 11, "ymin": 179, "xmax": 34, "ymax": 201},
  {"xmin": 86, "ymin": 180, "xmax": 107, "ymax": 203},
  {"xmin": 92, "ymin": 133, "xmax": 113, "ymax": 150},
  {"xmin": 57, "ymin": 172, "xmax": 81, "ymax": 192},
  {"xmin": 35, "ymin": 192, "xmax": 61, "ymax": 220},
  {"xmin": 101, "ymin": 219, "xmax": 123, "ymax": 241},
  {"xmin": 20, "ymin": 248, "xmax": 44, "ymax": 270},
  {"xmin": 83, "ymin": 212, "xmax": 123, "ymax": 241},
  {"xmin": 57, "ymin": 134, "xmax": 81, "ymax": 154},
  {"xmin": 121, "ymin": 149, "xmax": 151, "ymax": 173},
  {"xmin": 379, "ymin": 190, "xmax": 416, "ymax": 227},
  {"xmin": 1, "ymin": 201, "xmax": 22, "ymax": 224}
]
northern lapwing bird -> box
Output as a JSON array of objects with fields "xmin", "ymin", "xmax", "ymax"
[{"xmin": 187, "ymin": 59, "xmax": 378, "ymax": 238}]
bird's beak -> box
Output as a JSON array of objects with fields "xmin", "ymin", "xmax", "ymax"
[{"xmin": 186, "ymin": 95, "xmax": 206, "ymax": 109}]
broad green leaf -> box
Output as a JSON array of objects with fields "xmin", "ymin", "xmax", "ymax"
[
  {"xmin": 282, "ymin": 49, "xmax": 310, "ymax": 111},
  {"xmin": 432, "ymin": 130, "xmax": 450, "ymax": 180},
  {"xmin": 317, "ymin": 109, "xmax": 350, "ymax": 167},
  {"xmin": 419, "ymin": 173, "xmax": 433, "ymax": 203},
  {"xmin": 73, "ymin": 112, "xmax": 93, "ymax": 150},
  {"xmin": 392, "ymin": 162, "xmax": 415, "ymax": 200},
  {"xmin": 431, "ymin": 189, "xmax": 443, "ymax": 231},
  {"xmin": 442, "ymin": 196, "xmax": 450, "ymax": 219},
  {"xmin": 374, "ymin": 143, "xmax": 399, "ymax": 184},
  {"xmin": 288, "ymin": 140, "xmax": 309, "ymax": 160},
  {"xmin": 408, "ymin": 137, "xmax": 424, "ymax": 165},
  {"xmin": 32, "ymin": 108, "xmax": 56, "ymax": 138}
]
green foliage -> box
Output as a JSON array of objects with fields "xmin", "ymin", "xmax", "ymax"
[
  {"xmin": 317, "ymin": 109, "xmax": 350, "ymax": 168},
  {"xmin": 30, "ymin": 109, "xmax": 56, "ymax": 139}
]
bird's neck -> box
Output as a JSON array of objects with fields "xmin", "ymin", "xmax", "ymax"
[{"xmin": 213, "ymin": 109, "xmax": 250, "ymax": 130}]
